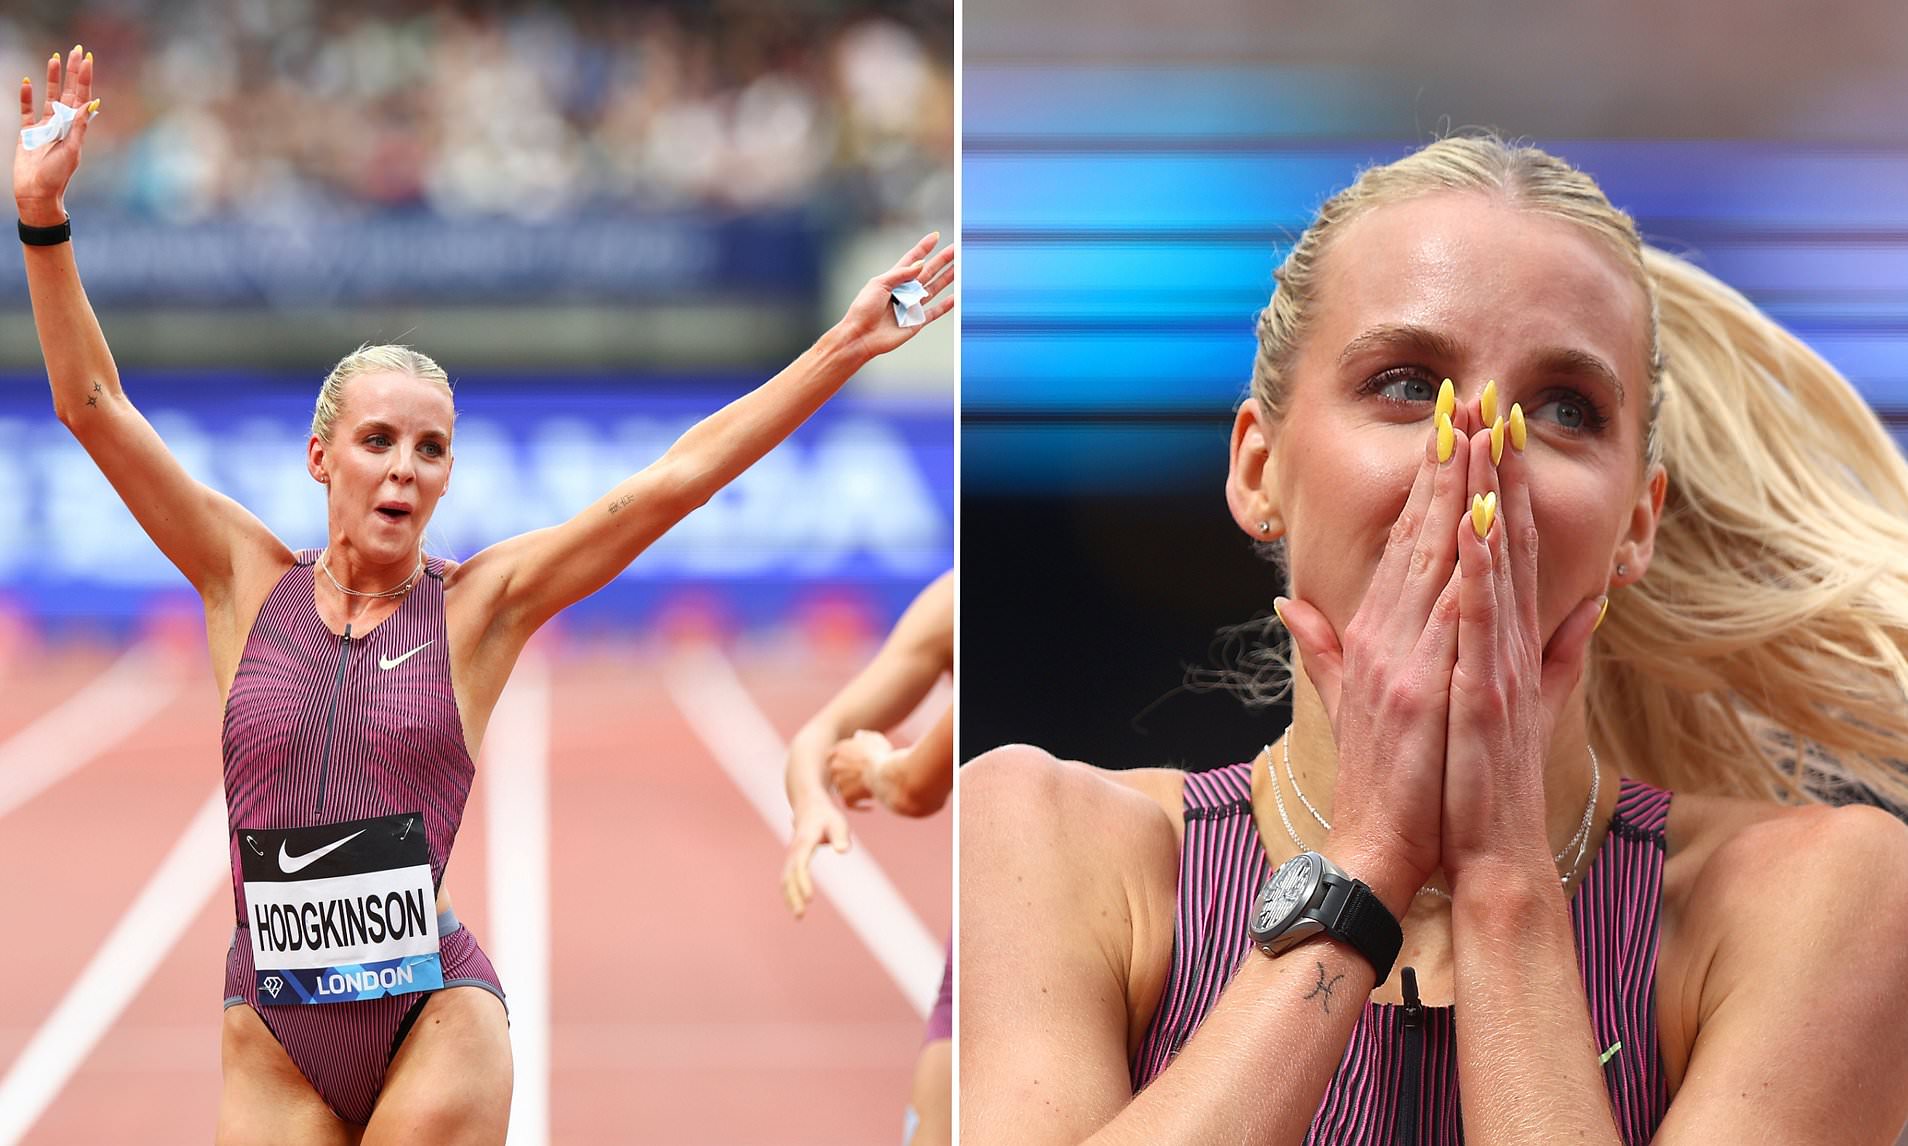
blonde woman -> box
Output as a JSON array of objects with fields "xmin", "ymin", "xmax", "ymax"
[
  {"xmin": 16, "ymin": 49, "xmax": 953, "ymax": 1144},
  {"xmin": 962, "ymin": 134, "xmax": 1908, "ymax": 1144}
]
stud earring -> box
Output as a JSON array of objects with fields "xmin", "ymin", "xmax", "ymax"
[
  {"xmin": 1257, "ymin": 521, "xmax": 1272, "ymax": 535},
  {"xmin": 1616, "ymin": 563, "xmax": 1629, "ymax": 577}
]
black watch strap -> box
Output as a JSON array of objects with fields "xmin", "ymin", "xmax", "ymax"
[
  {"xmin": 18, "ymin": 217, "xmax": 71, "ymax": 246},
  {"xmin": 1331, "ymin": 879, "xmax": 1403, "ymax": 985}
]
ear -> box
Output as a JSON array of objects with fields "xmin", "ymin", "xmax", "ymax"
[
  {"xmin": 1610, "ymin": 462, "xmax": 1667, "ymax": 587},
  {"xmin": 1226, "ymin": 400, "xmax": 1285, "ymax": 541},
  {"xmin": 307, "ymin": 434, "xmax": 329, "ymax": 485}
]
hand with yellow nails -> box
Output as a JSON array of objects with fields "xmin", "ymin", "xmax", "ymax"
[
  {"xmin": 1438, "ymin": 387, "xmax": 1609, "ymax": 892},
  {"xmin": 1268, "ymin": 382, "xmax": 1481, "ymax": 907},
  {"xmin": 14, "ymin": 44, "xmax": 98, "ymax": 229},
  {"xmin": 1265, "ymin": 376, "xmax": 1622, "ymax": 907}
]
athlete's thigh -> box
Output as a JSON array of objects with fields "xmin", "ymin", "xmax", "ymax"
[
  {"xmin": 361, "ymin": 986, "xmax": 511, "ymax": 1146},
  {"xmin": 217, "ymin": 1003, "xmax": 361, "ymax": 1146},
  {"xmin": 908, "ymin": 1038, "xmax": 952, "ymax": 1146}
]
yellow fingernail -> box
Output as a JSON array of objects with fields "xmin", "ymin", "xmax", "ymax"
[
  {"xmin": 1436, "ymin": 378, "xmax": 1455, "ymax": 421},
  {"xmin": 86, "ymin": 98, "xmax": 99, "ymax": 112},
  {"xmin": 72, "ymin": 44, "xmax": 81, "ymax": 54},
  {"xmin": 1471, "ymin": 491, "xmax": 1497, "ymax": 539},
  {"xmin": 84, "ymin": 52, "xmax": 93, "ymax": 63},
  {"xmin": 1436, "ymin": 409, "xmax": 1455, "ymax": 463},
  {"xmin": 1481, "ymin": 379, "xmax": 1498, "ymax": 427},
  {"xmin": 1509, "ymin": 403, "xmax": 1527, "ymax": 452},
  {"xmin": 1594, "ymin": 596, "xmax": 1609, "ymax": 631},
  {"xmin": 1273, "ymin": 597, "xmax": 1290, "ymax": 628},
  {"xmin": 1490, "ymin": 416, "xmax": 1505, "ymax": 465}
]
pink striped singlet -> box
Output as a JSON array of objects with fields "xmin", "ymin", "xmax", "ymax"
[
  {"xmin": 1130, "ymin": 760, "xmax": 1672, "ymax": 1144},
  {"xmin": 220, "ymin": 550, "xmax": 504, "ymax": 1125}
]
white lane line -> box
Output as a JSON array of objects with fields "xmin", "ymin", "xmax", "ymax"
[
  {"xmin": 0, "ymin": 784, "xmax": 227, "ymax": 1146},
  {"xmin": 484, "ymin": 651, "xmax": 551, "ymax": 1146},
  {"xmin": 0, "ymin": 645, "xmax": 183, "ymax": 821},
  {"xmin": 663, "ymin": 643, "xmax": 943, "ymax": 1016}
]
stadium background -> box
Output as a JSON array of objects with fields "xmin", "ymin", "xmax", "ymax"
[
  {"xmin": 0, "ymin": 2, "xmax": 952, "ymax": 1144},
  {"xmin": 961, "ymin": 0, "xmax": 1908, "ymax": 780}
]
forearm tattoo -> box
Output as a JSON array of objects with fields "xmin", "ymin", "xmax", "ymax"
[
  {"xmin": 606, "ymin": 493, "xmax": 637, "ymax": 515},
  {"xmin": 1304, "ymin": 961, "xmax": 1345, "ymax": 1014},
  {"xmin": 84, "ymin": 380, "xmax": 101, "ymax": 408}
]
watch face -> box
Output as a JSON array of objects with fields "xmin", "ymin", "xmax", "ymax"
[{"xmin": 1253, "ymin": 853, "xmax": 1317, "ymax": 936}]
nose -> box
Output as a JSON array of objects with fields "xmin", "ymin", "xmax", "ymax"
[{"xmin": 387, "ymin": 447, "xmax": 418, "ymax": 484}]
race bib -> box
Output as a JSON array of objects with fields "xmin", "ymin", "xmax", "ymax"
[{"xmin": 239, "ymin": 812, "xmax": 443, "ymax": 1005}]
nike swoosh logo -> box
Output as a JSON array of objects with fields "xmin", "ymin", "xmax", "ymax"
[
  {"xmin": 379, "ymin": 641, "xmax": 433, "ymax": 671},
  {"xmin": 278, "ymin": 829, "xmax": 367, "ymax": 874}
]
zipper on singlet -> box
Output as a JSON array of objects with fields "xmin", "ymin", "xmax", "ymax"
[
  {"xmin": 313, "ymin": 623, "xmax": 352, "ymax": 819},
  {"xmin": 1397, "ymin": 966, "xmax": 1424, "ymax": 1146}
]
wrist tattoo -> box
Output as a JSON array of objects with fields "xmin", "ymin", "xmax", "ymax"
[
  {"xmin": 1304, "ymin": 961, "xmax": 1346, "ymax": 1014},
  {"xmin": 606, "ymin": 493, "xmax": 637, "ymax": 515}
]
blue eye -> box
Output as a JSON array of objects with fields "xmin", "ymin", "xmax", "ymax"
[
  {"xmin": 1363, "ymin": 368, "xmax": 1439, "ymax": 405},
  {"xmin": 1529, "ymin": 391, "xmax": 1605, "ymax": 434}
]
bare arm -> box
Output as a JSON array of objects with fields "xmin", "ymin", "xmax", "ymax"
[
  {"xmin": 1449, "ymin": 867, "xmax": 1622, "ymax": 1144},
  {"xmin": 867, "ymin": 704, "xmax": 952, "ymax": 817},
  {"xmin": 461, "ymin": 237, "xmax": 955, "ymax": 641},
  {"xmin": 961, "ymin": 747, "xmax": 1419, "ymax": 1145},
  {"xmin": 781, "ymin": 570, "xmax": 952, "ymax": 914},
  {"xmin": 16, "ymin": 51, "xmax": 286, "ymax": 601},
  {"xmin": 1652, "ymin": 806, "xmax": 1908, "ymax": 1145}
]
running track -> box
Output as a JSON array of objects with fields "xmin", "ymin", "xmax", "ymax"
[{"xmin": 0, "ymin": 630, "xmax": 950, "ymax": 1145}]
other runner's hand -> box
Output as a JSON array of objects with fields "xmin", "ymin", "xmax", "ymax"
[
  {"xmin": 827, "ymin": 729, "xmax": 892, "ymax": 809},
  {"xmin": 15, "ymin": 45, "xmax": 96, "ymax": 226},
  {"xmin": 781, "ymin": 791, "xmax": 852, "ymax": 919}
]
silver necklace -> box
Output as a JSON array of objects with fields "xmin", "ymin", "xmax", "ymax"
[
  {"xmin": 1269, "ymin": 737, "xmax": 1601, "ymax": 900},
  {"xmin": 318, "ymin": 549, "xmax": 424, "ymax": 600}
]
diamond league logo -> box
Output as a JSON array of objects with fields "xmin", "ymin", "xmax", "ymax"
[{"xmin": 262, "ymin": 976, "xmax": 284, "ymax": 999}]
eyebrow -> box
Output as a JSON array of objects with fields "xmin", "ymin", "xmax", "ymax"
[
  {"xmin": 358, "ymin": 418, "xmax": 450, "ymax": 439},
  {"xmin": 1336, "ymin": 324, "xmax": 1464, "ymax": 369},
  {"xmin": 1337, "ymin": 323, "xmax": 1627, "ymax": 407},
  {"xmin": 1531, "ymin": 347, "xmax": 1626, "ymax": 408}
]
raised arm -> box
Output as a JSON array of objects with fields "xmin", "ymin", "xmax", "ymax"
[
  {"xmin": 15, "ymin": 50, "xmax": 286, "ymax": 599},
  {"xmin": 781, "ymin": 570, "xmax": 953, "ymax": 915},
  {"xmin": 462, "ymin": 236, "xmax": 955, "ymax": 639}
]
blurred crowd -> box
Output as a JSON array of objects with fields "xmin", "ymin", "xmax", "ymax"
[{"xmin": 2, "ymin": 0, "xmax": 953, "ymax": 225}]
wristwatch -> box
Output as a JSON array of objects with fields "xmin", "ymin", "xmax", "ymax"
[{"xmin": 1248, "ymin": 851, "xmax": 1403, "ymax": 985}]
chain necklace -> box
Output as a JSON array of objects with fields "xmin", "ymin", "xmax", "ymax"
[
  {"xmin": 317, "ymin": 548, "xmax": 424, "ymax": 601},
  {"xmin": 1268, "ymin": 736, "xmax": 1600, "ymax": 901}
]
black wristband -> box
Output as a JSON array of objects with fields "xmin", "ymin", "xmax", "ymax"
[{"xmin": 18, "ymin": 217, "xmax": 71, "ymax": 246}]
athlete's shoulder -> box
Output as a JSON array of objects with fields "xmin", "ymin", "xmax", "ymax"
[
  {"xmin": 960, "ymin": 745, "xmax": 1185, "ymax": 1044},
  {"xmin": 1666, "ymin": 793, "xmax": 1908, "ymax": 1008},
  {"xmin": 962, "ymin": 745, "xmax": 1181, "ymax": 862},
  {"xmin": 1662, "ymin": 793, "xmax": 1908, "ymax": 1102},
  {"xmin": 1665, "ymin": 785, "xmax": 1906, "ymax": 882},
  {"xmin": 1679, "ymin": 795, "xmax": 1908, "ymax": 906}
]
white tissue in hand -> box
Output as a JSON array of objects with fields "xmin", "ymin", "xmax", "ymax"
[
  {"xmin": 890, "ymin": 280, "xmax": 928, "ymax": 328},
  {"xmin": 21, "ymin": 100, "xmax": 97, "ymax": 152}
]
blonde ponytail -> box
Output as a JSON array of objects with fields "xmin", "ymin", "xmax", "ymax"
[{"xmin": 1590, "ymin": 250, "xmax": 1908, "ymax": 806}]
